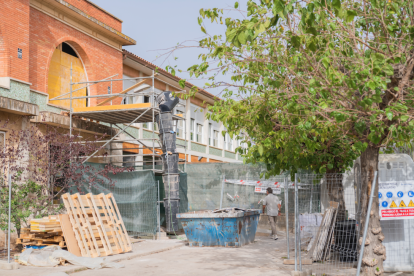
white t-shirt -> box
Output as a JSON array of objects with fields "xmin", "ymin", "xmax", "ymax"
[{"xmin": 263, "ymin": 194, "xmax": 281, "ymax": 216}]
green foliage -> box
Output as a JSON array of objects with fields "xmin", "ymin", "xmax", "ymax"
[
  {"xmin": 187, "ymin": 0, "xmax": 414, "ymax": 180},
  {"xmin": 0, "ymin": 172, "xmax": 62, "ymax": 233}
]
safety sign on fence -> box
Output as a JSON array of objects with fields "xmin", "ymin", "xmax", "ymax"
[
  {"xmin": 254, "ymin": 186, "xmax": 281, "ymax": 194},
  {"xmin": 379, "ymin": 181, "xmax": 414, "ymax": 220}
]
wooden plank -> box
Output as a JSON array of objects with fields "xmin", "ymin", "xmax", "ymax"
[
  {"xmin": 96, "ymin": 76, "xmax": 156, "ymax": 106},
  {"xmin": 308, "ymin": 211, "xmax": 327, "ymax": 258},
  {"xmin": 283, "ymin": 259, "xmax": 313, "ymax": 265},
  {"xmin": 59, "ymin": 214, "xmax": 82, "ymax": 257},
  {"xmin": 73, "ymin": 103, "xmax": 151, "ymax": 113},
  {"xmin": 322, "ymin": 205, "xmax": 338, "ymax": 260}
]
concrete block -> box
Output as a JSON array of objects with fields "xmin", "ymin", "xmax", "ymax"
[
  {"xmin": 291, "ymin": 272, "xmax": 305, "ymax": 276},
  {"xmin": 283, "ymin": 259, "xmax": 313, "ymax": 265},
  {"xmin": 304, "ymin": 269, "xmax": 312, "ymax": 276},
  {"xmin": 0, "ymin": 260, "xmax": 19, "ymax": 270}
]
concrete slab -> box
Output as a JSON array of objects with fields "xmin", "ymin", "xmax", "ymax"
[
  {"xmin": 2, "ymin": 233, "xmax": 362, "ymax": 276},
  {"xmin": 74, "ymin": 235, "xmax": 294, "ymax": 276},
  {"xmin": 0, "ymin": 260, "xmax": 19, "ymax": 270}
]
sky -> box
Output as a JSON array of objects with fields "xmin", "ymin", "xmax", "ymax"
[{"xmin": 93, "ymin": 0, "xmax": 243, "ymax": 95}]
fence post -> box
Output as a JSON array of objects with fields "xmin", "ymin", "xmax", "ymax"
[
  {"xmin": 294, "ymin": 173, "xmax": 298, "ymax": 271},
  {"xmin": 157, "ymin": 180, "xmax": 160, "ymax": 240},
  {"xmin": 284, "ymin": 177, "xmax": 289, "ymax": 259},
  {"xmin": 309, "ymin": 180, "xmax": 313, "ymax": 213},
  {"xmin": 220, "ymin": 174, "xmax": 225, "ymax": 209},
  {"xmin": 7, "ymin": 163, "xmax": 11, "ymax": 264},
  {"xmin": 356, "ymin": 171, "xmax": 378, "ymax": 276},
  {"xmin": 296, "ymin": 174, "xmax": 302, "ymax": 271}
]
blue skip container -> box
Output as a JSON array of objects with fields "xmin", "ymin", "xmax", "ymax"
[{"xmin": 177, "ymin": 209, "xmax": 261, "ymax": 247}]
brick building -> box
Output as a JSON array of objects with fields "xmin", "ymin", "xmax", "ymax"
[{"xmin": 0, "ymin": 0, "xmax": 243, "ymax": 166}]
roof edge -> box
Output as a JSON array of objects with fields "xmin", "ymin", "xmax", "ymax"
[
  {"xmin": 123, "ymin": 50, "xmax": 220, "ymax": 102},
  {"xmin": 85, "ymin": 0, "xmax": 123, "ymax": 23}
]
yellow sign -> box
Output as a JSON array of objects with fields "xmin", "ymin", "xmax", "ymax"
[
  {"xmin": 409, "ymin": 200, "xmax": 414, "ymax": 207},
  {"xmin": 390, "ymin": 201, "xmax": 397, "ymax": 208},
  {"xmin": 399, "ymin": 200, "xmax": 407, "ymax": 207}
]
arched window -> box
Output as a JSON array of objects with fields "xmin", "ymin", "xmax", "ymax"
[{"xmin": 48, "ymin": 42, "xmax": 88, "ymax": 108}]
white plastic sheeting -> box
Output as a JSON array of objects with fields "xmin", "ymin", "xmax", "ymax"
[
  {"xmin": 298, "ymin": 213, "xmax": 323, "ymax": 251},
  {"xmin": 18, "ymin": 246, "xmax": 124, "ymax": 269}
]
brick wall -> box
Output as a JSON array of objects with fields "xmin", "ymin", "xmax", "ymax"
[
  {"xmin": 29, "ymin": 7, "xmax": 123, "ymax": 106},
  {"xmin": 0, "ymin": 0, "xmax": 30, "ymax": 81},
  {"xmin": 0, "ymin": 33, "xmax": 9, "ymax": 77},
  {"xmin": 64, "ymin": 0, "xmax": 122, "ymax": 31}
]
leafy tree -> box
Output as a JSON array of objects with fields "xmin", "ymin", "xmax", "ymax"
[
  {"xmin": 0, "ymin": 174, "xmax": 62, "ymax": 237},
  {"xmin": 211, "ymin": 98, "xmax": 361, "ymax": 218},
  {"xmin": 0, "ymin": 120, "xmax": 132, "ymax": 237},
  {"xmin": 164, "ymin": 0, "xmax": 414, "ymax": 273}
]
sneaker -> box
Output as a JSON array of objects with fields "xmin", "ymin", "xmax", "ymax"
[{"xmin": 274, "ymin": 236, "xmax": 278, "ymax": 240}]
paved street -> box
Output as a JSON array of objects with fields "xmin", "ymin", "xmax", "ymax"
[{"xmin": 74, "ymin": 234, "xmax": 293, "ymax": 276}]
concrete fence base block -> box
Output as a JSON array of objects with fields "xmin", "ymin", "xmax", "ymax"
[
  {"xmin": 291, "ymin": 272, "xmax": 305, "ymax": 276},
  {"xmin": 0, "ymin": 260, "xmax": 19, "ymax": 270},
  {"xmin": 304, "ymin": 269, "xmax": 312, "ymax": 276}
]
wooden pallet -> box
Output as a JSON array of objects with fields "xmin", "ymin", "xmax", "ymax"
[
  {"xmin": 61, "ymin": 193, "xmax": 132, "ymax": 258},
  {"xmin": 17, "ymin": 226, "xmax": 66, "ymax": 248}
]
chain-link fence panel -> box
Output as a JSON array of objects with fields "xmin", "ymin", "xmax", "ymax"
[
  {"xmin": 185, "ymin": 162, "xmax": 292, "ymax": 211},
  {"xmin": 156, "ymin": 172, "xmax": 188, "ymax": 230},
  {"xmin": 377, "ymin": 155, "xmax": 414, "ymax": 272},
  {"xmin": 69, "ymin": 163, "xmax": 158, "ymax": 238},
  {"xmin": 294, "ymin": 173, "xmax": 361, "ymax": 276}
]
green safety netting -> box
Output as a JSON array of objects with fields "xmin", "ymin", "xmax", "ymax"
[{"xmin": 69, "ymin": 163, "xmax": 158, "ymax": 236}]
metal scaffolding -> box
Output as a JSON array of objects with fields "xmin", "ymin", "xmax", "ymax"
[{"xmin": 49, "ymin": 66, "xmax": 188, "ymax": 173}]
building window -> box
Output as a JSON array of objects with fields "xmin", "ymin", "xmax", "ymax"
[
  {"xmin": 196, "ymin": 123, "xmax": 203, "ymax": 143},
  {"xmin": 225, "ymin": 133, "xmax": 233, "ymax": 151},
  {"xmin": 213, "ymin": 130, "xmax": 219, "ymax": 147},
  {"xmin": 48, "ymin": 42, "xmax": 87, "ymax": 110},
  {"xmin": 143, "ymin": 95, "xmax": 151, "ymax": 129},
  {"xmin": 123, "ymin": 151, "xmax": 135, "ymax": 168},
  {"xmin": 0, "ymin": 131, "xmax": 5, "ymax": 152},
  {"xmin": 190, "ymin": 119, "xmax": 195, "ymax": 141},
  {"xmin": 176, "ymin": 110, "xmax": 184, "ymax": 138},
  {"xmin": 209, "ymin": 123, "xmax": 212, "ymax": 146}
]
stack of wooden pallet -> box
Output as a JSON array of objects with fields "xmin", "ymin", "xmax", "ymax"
[
  {"xmin": 61, "ymin": 192, "xmax": 132, "ymax": 258},
  {"xmin": 16, "ymin": 216, "xmax": 66, "ymax": 248},
  {"xmin": 30, "ymin": 216, "xmax": 61, "ymax": 232}
]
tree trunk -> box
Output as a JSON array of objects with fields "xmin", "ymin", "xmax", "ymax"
[
  {"xmin": 325, "ymin": 170, "xmax": 346, "ymax": 221},
  {"xmin": 360, "ymin": 145, "xmax": 384, "ymax": 275}
]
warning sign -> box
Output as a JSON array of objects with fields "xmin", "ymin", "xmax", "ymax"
[
  {"xmin": 379, "ymin": 181, "xmax": 414, "ymax": 220},
  {"xmin": 381, "ymin": 209, "xmax": 414, "ymax": 218},
  {"xmin": 254, "ymin": 186, "xmax": 281, "ymax": 194}
]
